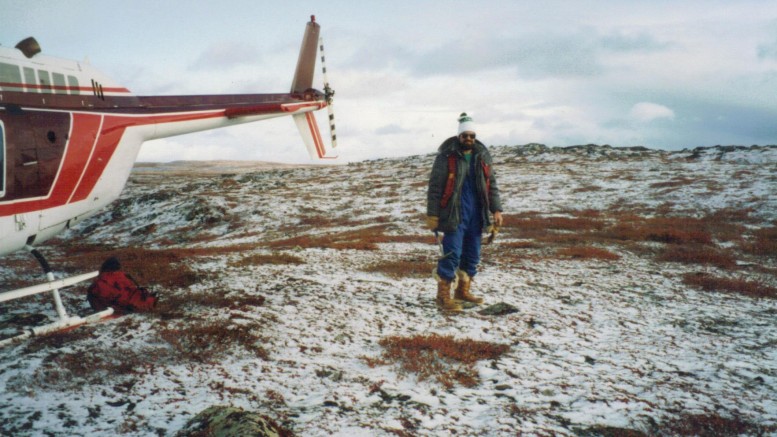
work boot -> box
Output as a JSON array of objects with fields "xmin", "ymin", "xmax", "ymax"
[
  {"xmin": 454, "ymin": 270, "xmax": 484, "ymax": 305},
  {"xmin": 436, "ymin": 279, "xmax": 463, "ymax": 312}
]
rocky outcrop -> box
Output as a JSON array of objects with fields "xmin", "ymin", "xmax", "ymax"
[
  {"xmin": 681, "ymin": 144, "xmax": 777, "ymax": 162},
  {"xmin": 511, "ymin": 143, "xmax": 659, "ymax": 159},
  {"xmin": 175, "ymin": 405, "xmax": 289, "ymax": 437}
]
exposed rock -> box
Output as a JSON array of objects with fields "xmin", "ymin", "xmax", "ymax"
[
  {"xmin": 478, "ymin": 302, "xmax": 519, "ymax": 316},
  {"xmin": 459, "ymin": 300, "xmax": 480, "ymax": 310},
  {"xmin": 175, "ymin": 405, "xmax": 288, "ymax": 437},
  {"xmin": 185, "ymin": 199, "xmax": 228, "ymax": 225},
  {"xmin": 512, "ymin": 143, "xmax": 660, "ymax": 159},
  {"xmin": 575, "ymin": 425, "xmax": 650, "ymax": 437},
  {"xmin": 512, "ymin": 143, "xmax": 549, "ymax": 155}
]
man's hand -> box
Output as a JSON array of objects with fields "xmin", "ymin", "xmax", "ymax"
[
  {"xmin": 426, "ymin": 216, "xmax": 439, "ymax": 231},
  {"xmin": 493, "ymin": 211, "xmax": 504, "ymax": 228}
]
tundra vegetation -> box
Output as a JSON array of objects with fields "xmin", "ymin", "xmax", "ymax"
[{"xmin": 0, "ymin": 145, "xmax": 775, "ymax": 436}]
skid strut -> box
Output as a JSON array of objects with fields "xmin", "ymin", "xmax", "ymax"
[{"xmin": 0, "ymin": 246, "xmax": 113, "ymax": 347}]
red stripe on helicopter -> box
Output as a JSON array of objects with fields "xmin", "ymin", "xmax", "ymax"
[
  {"xmin": 0, "ymin": 109, "xmax": 227, "ymax": 215},
  {"xmin": 0, "ymin": 113, "xmax": 101, "ymax": 215},
  {"xmin": 57, "ymin": 113, "xmax": 103, "ymax": 202},
  {"xmin": 305, "ymin": 112, "xmax": 326, "ymax": 159},
  {"xmin": 0, "ymin": 81, "xmax": 131, "ymax": 94},
  {"xmin": 304, "ymin": 112, "xmax": 336, "ymax": 159},
  {"xmin": 68, "ymin": 110, "xmax": 226, "ymax": 202}
]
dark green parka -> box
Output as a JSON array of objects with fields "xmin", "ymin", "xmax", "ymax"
[{"xmin": 427, "ymin": 136, "xmax": 502, "ymax": 233}]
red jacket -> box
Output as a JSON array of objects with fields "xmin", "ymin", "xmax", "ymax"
[{"xmin": 87, "ymin": 271, "xmax": 157, "ymax": 314}]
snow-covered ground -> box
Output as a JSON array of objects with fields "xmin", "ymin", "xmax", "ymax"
[{"xmin": 1, "ymin": 145, "xmax": 776, "ymax": 436}]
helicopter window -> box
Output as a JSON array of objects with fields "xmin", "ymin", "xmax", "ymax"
[
  {"xmin": 0, "ymin": 62, "xmax": 24, "ymax": 92},
  {"xmin": 23, "ymin": 67, "xmax": 37, "ymax": 92},
  {"xmin": 67, "ymin": 75, "xmax": 80, "ymax": 95},
  {"xmin": 0, "ymin": 122, "xmax": 5, "ymax": 198},
  {"xmin": 52, "ymin": 73, "xmax": 67, "ymax": 95},
  {"xmin": 38, "ymin": 70, "xmax": 52, "ymax": 93}
]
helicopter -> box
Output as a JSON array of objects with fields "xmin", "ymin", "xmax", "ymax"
[{"xmin": 0, "ymin": 16, "xmax": 336, "ymax": 345}]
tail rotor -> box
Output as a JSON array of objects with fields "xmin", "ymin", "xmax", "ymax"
[
  {"xmin": 319, "ymin": 37, "xmax": 337, "ymax": 149},
  {"xmin": 290, "ymin": 17, "xmax": 337, "ymax": 160}
]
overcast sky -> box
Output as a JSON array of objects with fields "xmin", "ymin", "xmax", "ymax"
[{"xmin": 3, "ymin": 0, "xmax": 777, "ymax": 163}]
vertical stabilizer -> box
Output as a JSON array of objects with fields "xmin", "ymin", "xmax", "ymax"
[
  {"xmin": 291, "ymin": 16, "xmax": 321, "ymax": 93},
  {"xmin": 293, "ymin": 112, "xmax": 337, "ymax": 160}
]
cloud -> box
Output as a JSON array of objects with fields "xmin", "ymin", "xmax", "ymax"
[
  {"xmin": 600, "ymin": 31, "xmax": 671, "ymax": 52},
  {"xmin": 190, "ymin": 41, "xmax": 264, "ymax": 70},
  {"xmin": 402, "ymin": 28, "xmax": 675, "ymax": 81},
  {"xmin": 757, "ymin": 22, "xmax": 777, "ymax": 60},
  {"xmin": 410, "ymin": 33, "xmax": 603, "ymax": 79},
  {"xmin": 758, "ymin": 39, "xmax": 777, "ymax": 60},
  {"xmin": 629, "ymin": 102, "xmax": 675, "ymax": 123},
  {"xmin": 375, "ymin": 124, "xmax": 411, "ymax": 135},
  {"xmin": 343, "ymin": 38, "xmax": 415, "ymax": 71}
]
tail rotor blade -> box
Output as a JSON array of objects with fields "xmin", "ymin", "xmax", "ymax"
[{"xmin": 319, "ymin": 37, "xmax": 337, "ymax": 149}]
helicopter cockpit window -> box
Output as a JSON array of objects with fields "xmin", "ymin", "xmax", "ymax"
[{"xmin": 0, "ymin": 122, "xmax": 5, "ymax": 198}]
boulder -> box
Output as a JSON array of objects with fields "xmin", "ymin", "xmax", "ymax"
[{"xmin": 176, "ymin": 405, "xmax": 287, "ymax": 437}]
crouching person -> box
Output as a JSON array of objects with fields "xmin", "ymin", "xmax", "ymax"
[{"xmin": 87, "ymin": 257, "xmax": 158, "ymax": 314}]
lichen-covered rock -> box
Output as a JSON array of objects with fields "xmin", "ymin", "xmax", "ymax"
[
  {"xmin": 175, "ymin": 405, "xmax": 285, "ymax": 437},
  {"xmin": 478, "ymin": 302, "xmax": 519, "ymax": 316}
]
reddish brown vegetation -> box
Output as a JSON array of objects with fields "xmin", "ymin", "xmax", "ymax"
[
  {"xmin": 363, "ymin": 257, "xmax": 433, "ymax": 278},
  {"xmin": 572, "ymin": 185, "xmax": 602, "ymax": 193},
  {"xmin": 56, "ymin": 245, "xmax": 200, "ymax": 288},
  {"xmin": 605, "ymin": 216, "xmax": 713, "ymax": 245},
  {"xmin": 228, "ymin": 252, "xmax": 305, "ymax": 268},
  {"xmin": 154, "ymin": 290, "xmax": 265, "ymax": 323},
  {"xmin": 658, "ymin": 246, "xmax": 738, "ymax": 269},
  {"xmin": 577, "ymin": 413, "xmax": 774, "ymax": 437},
  {"xmin": 556, "ymin": 246, "xmax": 620, "ymax": 261},
  {"xmin": 502, "ymin": 213, "xmax": 606, "ymax": 236},
  {"xmin": 744, "ymin": 226, "xmax": 777, "ymax": 258},
  {"xmin": 18, "ymin": 319, "xmax": 269, "ymax": 392},
  {"xmin": 683, "ymin": 273, "xmax": 777, "ymax": 299},
  {"xmin": 158, "ymin": 319, "xmax": 268, "ymax": 363},
  {"xmin": 649, "ymin": 176, "xmax": 699, "ymax": 190},
  {"xmin": 492, "ymin": 209, "xmax": 777, "ymax": 300},
  {"xmin": 19, "ymin": 323, "xmax": 165, "ymax": 391},
  {"xmin": 29, "ymin": 346, "xmax": 159, "ymax": 389},
  {"xmin": 266, "ymin": 225, "xmax": 426, "ymax": 251},
  {"xmin": 53, "ymin": 243, "xmax": 311, "ymax": 289},
  {"xmin": 662, "ymin": 413, "xmax": 775, "ymax": 436},
  {"xmin": 368, "ymin": 334, "xmax": 509, "ymax": 389},
  {"xmin": 500, "ymin": 241, "xmax": 542, "ymax": 250}
]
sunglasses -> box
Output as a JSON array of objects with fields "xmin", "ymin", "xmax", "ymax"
[{"xmin": 460, "ymin": 133, "xmax": 476, "ymax": 140}]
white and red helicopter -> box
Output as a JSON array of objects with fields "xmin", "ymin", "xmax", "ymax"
[{"xmin": 0, "ymin": 16, "xmax": 337, "ymax": 344}]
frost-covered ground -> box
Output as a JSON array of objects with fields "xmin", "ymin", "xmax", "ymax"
[{"xmin": 1, "ymin": 145, "xmax": 776, "ymax": 436}]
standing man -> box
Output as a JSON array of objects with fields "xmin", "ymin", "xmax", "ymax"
[{"xmin": 427, "ymin": 113, "xmax": 503, "ymax": 312}]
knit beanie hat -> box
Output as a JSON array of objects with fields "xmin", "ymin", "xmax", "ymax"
[{"xmin": 457, "ymin": 112, "xmax": 476, "ymax": 134}]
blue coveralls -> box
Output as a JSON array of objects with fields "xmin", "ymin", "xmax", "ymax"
[{"xmin": 438, "ymin": 154, "xmax": 483, "ymax": 281}]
